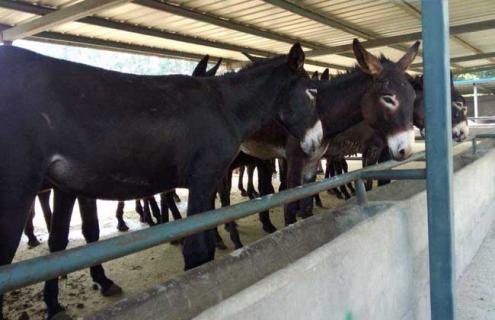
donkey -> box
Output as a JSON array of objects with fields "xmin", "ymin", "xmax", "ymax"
[
  {"xmin": 0, "ymin": 43, "xmax": 322, "ymax": 320},
  {"xmin": 239, "ymin": 39, "xmax": 419, "ymax": 228},
  {"xmin": 324, "ymin": 72, "xmax": 470, "ymax": 194},
  {"xmin": 114, "ymin": 56, "xmax": 222, "ymax": 232}
]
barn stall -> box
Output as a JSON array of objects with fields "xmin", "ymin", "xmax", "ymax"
[{"xmin": 0, "ymin": 0, "xmax": 495, "ymax": 319}]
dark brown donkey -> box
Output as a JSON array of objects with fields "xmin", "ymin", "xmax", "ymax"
[
  {"xmin": 0, "ymin": 43, "xmax": 322, "ymax": 320},
  {"xmin": 321, "ymin": 72, "xmax": 470, "ymax": 197},
  {"xmin": 239, "ymin": 39, "xmax": 419, "ymax": 229}
]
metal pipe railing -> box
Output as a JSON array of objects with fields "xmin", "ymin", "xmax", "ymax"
[{"xmin": 471, "ymin": 133, "xmax": 495, "ymax": 154}]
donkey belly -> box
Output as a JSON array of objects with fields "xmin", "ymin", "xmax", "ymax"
[
  {"xmin": 46, "ymin": 154, "xmax": 178, "ymax": 200},
  {"xmin": 240, "ymin": 140, "xmax": 286, "ymax": 160}
]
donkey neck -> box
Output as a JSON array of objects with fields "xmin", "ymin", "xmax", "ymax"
[
  {"xmin": 217, "ymin": 62, "xmax": 290, "ymax": 141},
  {"xmin": 318, "ymin": 70, "xmax": 372, "ymax": 138}
]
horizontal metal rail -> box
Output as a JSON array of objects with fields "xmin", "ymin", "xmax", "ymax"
[
  {"xmin": 471, "ymin": 133, "xmax": 495, "ymax": 154},
  {"xmin": 0, "ymin": 140, "xmax": 480, "ymax": 295}
]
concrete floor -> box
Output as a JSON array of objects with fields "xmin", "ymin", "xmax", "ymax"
[{"xmin": 457, "ymin": 219, "xmax": 495, "ymax": 320}]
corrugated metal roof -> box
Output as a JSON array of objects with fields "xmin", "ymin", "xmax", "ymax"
[{"xmin": 0, "ymin": 0, "xmax": 493, "ymax": 74}]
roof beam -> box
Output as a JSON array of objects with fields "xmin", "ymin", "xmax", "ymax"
[
  {"xmin": 0, "ymin": 0, "xmax": 347, "ymax": 70},
  {"xmin": 133, "ymin": 0, "xmax": 349, "ymax": 69},
  {"xmin": 263, "ymin": 0, "xmax": 415, "ymax": 55},
  {"xmin": 305, "ymin": 19, "xmax": 495, "ymax": 57},
  {"xmin": 411, "ymin": 51, "xmax": 495, "ymax": 68},
  {"xmin": 1, "ymin": 0, "xmax": 131, "ymax": 42},
  {"xmin": 135, "ymin": 0, "xmax": 319, "ymax": 50},
  {"xmin": 263, "ymin": 0, "xmax": 370, "ymax": 38},
  {"xmin": 394, "ymin": 0, "xmax": 495, "ymax": 66}
]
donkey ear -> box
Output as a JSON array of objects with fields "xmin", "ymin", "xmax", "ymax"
[
  {"xmin": 205, "ymin": 58, "xmax": 222, "ymax": 77},
  {"xmin": 397, "ymin": 41, "xmax": 420, "ymax": 71},
  {"xmin": 352, "ymin": 38, "xmax": 383, "ymax": 75},
  {"xmin": 321, "ymin": 68, "xmax": 330, "ymax": 80},
  {"xmin": 287, "ymin": 42, "xmax": 305, "ymax": 72},
  {"xmin": 242, "ymin": 52, "xmax": 264, "ymax": 63},
  {"xmin": 311, "ymin": 71, "xmax": 319, "ymax": 80},
  {"xmin": 192, "ymin": 55, "xmax": 209, "ymax": 77}
]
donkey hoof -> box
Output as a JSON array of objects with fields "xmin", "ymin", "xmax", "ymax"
[
  {"xmin": 101, "ymin": 283, "xmax": 123, "ymax": 297},
  {"xmin": 215, "ymin": 241, "xmax": 228, "ymax": 250},
  {"xmin": 49, "ymin": 311, "xmax": 72, "ymax": 320},
  {"xmin": 171, "ymin": 238, "xmax": 183, "ymax": 246},
  {"xmin": 262, "ymin": 224, "xmax": 277, "ymax": 234},
  {"xmin": 117, "ymin": 224, "xmax": 129, "ymax": 232},
  {"xmin": 28, "ymin": 238, "xmax": 41, "ymax": 248},
  {"xmin": 299, "ymin": 212, "xmax": 313, "ymax": 219},
  {"xmin": 240, "ymin": 190, "xmax": 248, "ymax": 197}
]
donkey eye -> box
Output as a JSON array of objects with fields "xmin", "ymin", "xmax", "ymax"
[{"xmin": 383, "ymin": 96, "xmax": 394, "ymax": 104}]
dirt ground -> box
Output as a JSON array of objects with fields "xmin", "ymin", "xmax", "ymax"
[{"xmin": 4, "ymin": 159, "xmax": 365, "ymax": 320}]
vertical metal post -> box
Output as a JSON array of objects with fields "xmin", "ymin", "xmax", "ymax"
[
  {"xmin": 473, "ymin": 84, "xmax": 479, "ymax": 118},
  {"xmin": 355, "ymin": 179, "xmax": 368, "ymax": 206},
  {"xmin": 421, "ymin": 1, "xmax": 456, "ymax": 319}
]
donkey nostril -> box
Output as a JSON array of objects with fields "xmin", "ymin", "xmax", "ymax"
[{"xmin": 399, "ymin": 149, "xmax": 406, "ymax": 157}]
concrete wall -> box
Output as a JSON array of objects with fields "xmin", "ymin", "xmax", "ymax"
[
  {"xmin": 86, "ymin": 142, "xmax": 495, "ymax": 320},
  {"xmin": 465, "ymin": 95, "xmax": 495, "ymax": 117}
]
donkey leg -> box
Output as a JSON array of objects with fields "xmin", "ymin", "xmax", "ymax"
[
  {"xmin": 257, "ymin": 161, "xmax": 277, "ymax": 233},
  {"xmin": 24, "ymin": 205, "xmax": 41, "ymax": 248},
  {"xmin": 327, "ymin": 160, "xmax": 343, "ymax": 198},
  {"xmin": 148, "ymin": 196, "xmax": 161, "ymax": 224},
  {"xmin": 172, "ymin": 190, "xmax": 181, "ymax": 203},
  {"xmin": 160, "ymin": 192, "xmax": 183, "ymax": 246},
  {"xmin": 0, "ymin": 194, "xmax": 35, "ymax": 320},
  {"xmin": 314, "ymin": 193, "xmax": 323, "ymax": 208},
  {"xmin": 182, "ymin": 172, "xmax": 219, "ymax": 270},
  {"xmin": 78, "ymin": 197, "xmax": 122, "ymax": 297},
  {"xmin": 141, "ymin": 199, "xmax": 155, "ymax": 226},
  {"xmin": 246, "ymin": 164, "xmax": 259, "ymax": 198},
  {"xmin": 43, "ymin": 190, "xmax": 75, "ymax": 319},
  {"xmin": 38, "ymin": 190, "xmax": 53, "ymax": 232},
  {"xmin": 115, "ymin": 201, "xmax": 129, "ymax": 232},
  {"xmin": 218, "ymin": 177, "xmax": 243, "ymax": 249},
  {"xmin": 165, "ymin": 192, "xmax": 182, "ymax": 221},
  {"xmin": 278, "ymin": 159, "xmax": 287, "ymax": 192},
  {"xmin": 341, "ymin": 160, "xmax": 356, "ymax": 195},
  {"xmin": 159, "ymin": 193, "xmax": 170, "ymax": 224},
  {"xmin": 237, "ymin": 165, "xmax": 247, "ymax": 197},
  {"xmin": 335, "ymin": 160, "xmax": 352, "ymax": 200},
  {"xmin": 135, "ymin": 200, "xmax": 146, "ymax": 223}
]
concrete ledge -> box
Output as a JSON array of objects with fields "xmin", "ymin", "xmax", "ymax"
[{"xmin": 86, "ymin": 141, "xmax": 495, "ymax": 320}]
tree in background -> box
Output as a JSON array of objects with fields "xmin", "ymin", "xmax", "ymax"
[{"xmin": 14, "ymin": 40, "xmax": 200, "ymax": 75}]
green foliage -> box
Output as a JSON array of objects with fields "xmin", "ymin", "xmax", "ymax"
[
  {"xmin": 454, "ymin": 70, "xmax": 495, "ymax": 81},
  {"xmin": 14, "ymin": 40, "xmax": 199, "ymax": 75}
]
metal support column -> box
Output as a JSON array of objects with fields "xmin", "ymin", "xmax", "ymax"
[
  {"xmin": 421, "ymin": 1, "xmax": 456, "ymax": 319},
  {"xmin": 473, "ymin": 84, "xmax": 479, "ymax": 118},
  {"xmin": 355, "ymin": 179, "xmax": 368, "ymax": 205}
]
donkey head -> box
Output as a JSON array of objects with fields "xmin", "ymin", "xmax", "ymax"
[
  {"xmin": 277, "ymin": 43, "xmax": 322, "ymax": 155},
  {"xmin": 353, "ymin": 38, "xmax": 420, "ymax": 160},
  {"xmin": 450, "ymin": 74, "xmax": 469, "ymax": 141},
  {"xmin": 409, "ymin": 73, "xmax": 469, "ymax": 141}
]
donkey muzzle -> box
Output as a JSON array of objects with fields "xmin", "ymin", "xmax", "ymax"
[
  {"xmin": 300, "ymin": 120, "xmax": 323, "ymax": 155},
  {"xmin": 387, "ymin": 129, "xmax": 415, "ymax": 161}
]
